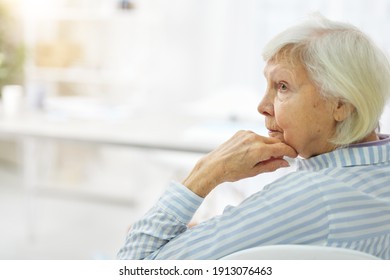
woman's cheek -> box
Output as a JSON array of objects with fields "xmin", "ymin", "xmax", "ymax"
[
  {"xmin": 275, "ymin": 107, "xmax": 297, "ymax": 147},
  {"xmin": 274, "ymin": 102, "xmax": 289, "ymax": 131}
]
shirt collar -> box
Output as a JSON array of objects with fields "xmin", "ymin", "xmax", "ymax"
[{"xmin": 297, "ymin": 134, "xmax": 390, "ymax": 171}]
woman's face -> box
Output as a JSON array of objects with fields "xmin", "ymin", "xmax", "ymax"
[{"xmin": 258, "ymin": 59, "xmax": 338, "ymax": 158}]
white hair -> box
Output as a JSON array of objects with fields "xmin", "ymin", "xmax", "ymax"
[{"xmin": 262, "ymin": 15, "xmax": 390, "ymax": 145}]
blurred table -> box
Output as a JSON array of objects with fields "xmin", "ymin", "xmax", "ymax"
[{"xmin": 0, "ymin": 112, "xmax": 216, "ymax": 153}]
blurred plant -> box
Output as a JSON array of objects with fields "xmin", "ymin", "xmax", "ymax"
[{"xmin": 0, "ymin": 2, "xmax": 25, "ymax": 94}]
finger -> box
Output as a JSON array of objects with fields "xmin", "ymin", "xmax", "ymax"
[
  {"xmin": 260, "ymin": 136, "xmax": 283, "ymax": 144},
  {"xmin": 253, "ymin": 158, "xmax": 290, "ymax": 174},
  {"xmin": 248, "ymin": 133, "xmax": 296, "ymax": 155},
  {"xmin": 270, "ymin": 142, "xmax": 298, "ymax": 158},
  {"xmin": 252, "ymin": 142, "xmax": 297, "ymax": 161},
  {"xmin": 247, "ymin": 132, "xmax": 282, "ymax": 144}
]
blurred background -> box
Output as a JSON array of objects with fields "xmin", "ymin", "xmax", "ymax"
[{"xmin": 0, "ymin": 0, "xmax": 389, "ymax": 259}]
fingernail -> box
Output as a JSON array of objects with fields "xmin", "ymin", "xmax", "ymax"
[{"xmin": 280, "ymin": 161, "xmax": 290, "ymax": 168}]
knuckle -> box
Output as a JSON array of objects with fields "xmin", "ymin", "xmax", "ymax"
[{"xmin": 234, "ymin": 130, "xmax": 256, "ymax": 143}]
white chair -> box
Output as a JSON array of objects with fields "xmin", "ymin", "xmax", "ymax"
[{"xmin": 220, "ymin": 245, "xmax": 379, "ymax": 260}]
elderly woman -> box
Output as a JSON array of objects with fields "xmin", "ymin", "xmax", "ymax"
[{"xmin": 117, "ymin": 15, "xmax": 390, "ymax": 259}]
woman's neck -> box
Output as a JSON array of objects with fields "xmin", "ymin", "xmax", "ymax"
[{"xmin": 357, "ymin": 131, "xmax": 379, "ymax": 144}]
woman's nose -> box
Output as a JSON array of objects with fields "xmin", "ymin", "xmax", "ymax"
[{"xmin": 258, "ymin": 93, "xmax": 274, "ymax": 116}]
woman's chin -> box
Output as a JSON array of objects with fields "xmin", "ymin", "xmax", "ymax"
[{"xmin": 268, "ymin": 131, "xmax": 285, "ymax": 141}]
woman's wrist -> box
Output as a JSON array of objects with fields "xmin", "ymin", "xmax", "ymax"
[{"xmin": 182, "ymin": 157, "xmax": 222, "ymax": 198}]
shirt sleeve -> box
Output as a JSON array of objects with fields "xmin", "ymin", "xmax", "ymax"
[
  {"xmin": 117, "ymin": 172, "xmax": 330, "ymax": 260},
  {"xmin": 116, "ymin": 181, "xmax": 204, "ymax": 259}
]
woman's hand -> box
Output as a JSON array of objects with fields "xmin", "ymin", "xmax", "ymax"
[{"xmin": 182, "ymin": 130, "xmax": 298, "ymax": 197}]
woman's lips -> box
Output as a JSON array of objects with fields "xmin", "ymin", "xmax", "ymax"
[{"xmin": 268, "ymin": 129, "xmax": 283, "ymax": 138}]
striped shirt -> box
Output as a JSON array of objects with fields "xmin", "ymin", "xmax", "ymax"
[{"xmin": 117, "ymin": 134, "xmax": 390, "ymax": 259}]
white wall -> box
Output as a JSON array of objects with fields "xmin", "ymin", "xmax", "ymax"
[{"xmin": 113, "ymin": 0, "xmax": 390, "ymax": 126}]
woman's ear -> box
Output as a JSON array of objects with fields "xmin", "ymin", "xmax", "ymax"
[{"xmin": 333, "ymin": 100, "xmax": 355, "ymax": 122}]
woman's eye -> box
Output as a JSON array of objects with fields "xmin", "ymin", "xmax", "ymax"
[{"xmin": 277, "ymin": 82, "xmax": 288, "ymax": 92}]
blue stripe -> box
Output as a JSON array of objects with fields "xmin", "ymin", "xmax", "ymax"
[
  {"xmin": 380, "ymin": 190, "xmax": 390, "ymax": 197},
  {"xmin": 339, "ymin": 150, "xmax": 347, "ymax": 166},
  {"xmin": 329, "ymin": 151, "xmax": 337, "ymax": 166},
  {"xmin": 328, "ymin": 202, "xmax": 387, "ymax": 214},
  {"xmin": 332, "ymin": 231, "xmax": 390, "ymax": 242},
  {"xmin": 368, "ymin": 147, "xmax": 375, "ymax": 164},
  {"xmin": 332, "ymin": 210, "xmax": 390, "ymax": 224},
  {"xmin": 364, "ymin": 180, "xmax": 390, "ymax": 195},
  {"xmin": 331, "ymin": 219, "xmax": 390, "ymax": 235},
  {"xmin": 358, "ymin": 147, "xmax": 366, "ymax": 165},
  {"xmin": 326, "ymin": 195, "xmax": 368, "ymax": 205},
  {"xmin": 349, "ymin": 148, "xmax": 357, "ymax": 165}
]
